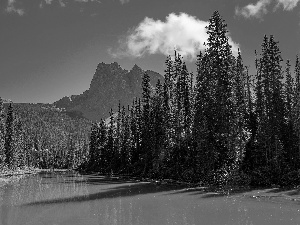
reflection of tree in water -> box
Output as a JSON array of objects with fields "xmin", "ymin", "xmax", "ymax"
[
  {"xmin": 1, "ymin": 184, "xmax": 13, "ymax": 225},
  {"xmin": 30, "ymin": 173, "xmax": 89, "ymax": 204},
  {"xmin": 1, "ymin": 172, "xmax": 89, "ymax": 206}
]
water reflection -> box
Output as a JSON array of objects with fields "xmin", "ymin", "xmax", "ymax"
[
  {"xmin": 0, "ymin": 172, "xmax": 300, "ymax": 225},
  {"xmin": 1, "ymin": 183, "xmax": 12, "ymax": 225}
]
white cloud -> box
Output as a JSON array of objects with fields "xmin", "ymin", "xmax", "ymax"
[
  {"xmin": 119, "ymin": 0, "xmax": 130, "ymax": 4},
  {"xmin": 39, "ymin": 0, "xmax": 66, "ymax": 8},
  {"xmin": 7, "ymin": 0, "xmax": 125, "ymax": 13},
  {"xmin": 6, "ymin": 0, "xmax": 25, "ymax": 16},
  {"xmin": 39, "ymin": 0, "xmax": 102, "ymax": 7},
  {"xmin": 235, "ymin": 0, "xmax": 271, "ymax": 19},
  {"xmin": 276, "ymin": 0, "xmax": 300, "ymax": 10},
  {"xmin": 45, "ymin": 0, "xmax": 54, "ymax": 4},
  {"xmin": 236, "ymin": 0, "xmax": 300, "ymax": 18},
  {"xmin": 110, "ymin": 13, "xmax": 239, "ymax": 61},
  {"xmin": 59, "ymin": 0, "xmax": 66, "ymax": 7}
]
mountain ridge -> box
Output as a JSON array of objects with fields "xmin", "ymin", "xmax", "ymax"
[{"xmin": 54, "ymin": 62, "xmax": 164, "ymax": 121}]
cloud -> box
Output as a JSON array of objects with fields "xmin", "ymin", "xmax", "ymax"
[
  {"xmin": 59, "ymin": 0, "xmax": 66, "ymax": 7},
  {"xmin": 235, "ymin": 0, "xmax": 271, "ymax": 19},
  {"xmin": 45, "ymin": 0, "xmax": 54, "ymax": 4},
  {"xmin": 6, "ymin": 0, "xmax": 25, "ymax": 16},
  {"xmin": 276, "ymin": 0, "xmax": 300, "ymax": 10},
  {"xmin": 236, "ymin": 0, "xmax": 300, "ymax": 19},
  {"xmin": 110, "ymin": 13, "xmax": 239, "ymax": 61},
  {"xmin": 7, "ymin": 0, "xmax": 125, "ymax": 13},
  {"xmin": 119, "ymin": 0, "xmax": 130, "ymax": 4},
  {"xmin": 75, "ymin": 0, "xmax": 101, "ymax": 3},
  {"xmin": 39, "ymin": 0, "xmax": 101, "ymax": 8}
]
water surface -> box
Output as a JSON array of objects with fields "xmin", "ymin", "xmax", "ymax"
[{"xmin": 0, "ymin": 171, "xmax": 299, "ymax": 225}]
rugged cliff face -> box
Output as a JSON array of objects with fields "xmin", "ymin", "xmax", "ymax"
[{"xmin": 54, "ymin": 62, "xmax": 163, "ymax": 121}]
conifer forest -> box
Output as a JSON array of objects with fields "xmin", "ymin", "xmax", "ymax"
[{"xmin": 2, "ymin": 11, "xmax": 300, "ymax": 187}]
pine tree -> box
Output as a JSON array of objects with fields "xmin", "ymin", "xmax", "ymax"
[
  {"xmin": 5, "ymin": 103, "xmax": 14, "ymax": 168},
  {"xmin": 0, "ymin": 98, "xmax": 5, "ymax": 166},
  {"xmin": 88, "ymin": 122, "xmax": 98, "ymax": 171},
  {"xmin": 282, "ymin": 59, "xmax": 298, "ymax": 170},
  {"xmin": 130, "ymin": 98, "xmax": 141, "ymax": 171},
  {"xmin": 119, "ymin": 105, "xmax": 130, "ymax": 173},
  {"xmin": 106, "ymin": 109, "xmax": 115, "ymax": 174},
  {"xmin": 241, "ymin": 66, "xmax": 257, "ymax": 173},
  {"xmin": 292, "ymin": 55, "xmax": 300, "ymax": 170},
  {"xmin": 207, "ymin": 11, "xmax": 235, "ymax": 171},
  {"xmin": 164, "ymin": 55, "xmax": 173, "ymax": 90},
  {"xmin": 129, "ymin": 100, "xmax": 137, "ymax": 171},
  {"xmin": 253, "ymin": 35, "xmax": 285, "ymax": 184},
  {"xmin": 193, "ymin": 50, "xmax": 215, "ymax": 180},
  {"xmin": 233, "ymin": 50, "xmax": 249, "ymax": 166},
  {"xmin": 14, "ymin": 118, "xmax": 26, "ymax": 168},
  {"xmin": 266, "ymin": 36, "xmax": 284, "ymax": 178},
  {"xmin": 140, "ymin": 72, "xmax": 152, "ymax": 176},
  {"xmin": 285, "ymin": 60, "xmax": 294, "ymax": 120},
  {"xmin": 98, "ymin": 119, "xmax": 107, "ymax": 173},
  {"xmin": 207, "ymin": 11, "xmax": 245, "ymax": 182},
  {"xmin": 191, "ymin": 11, "xmax": 249, "ymax": 184},
  {"xmin": 149, "ymin": 79, "xmax": 166, "ymax": 177}
]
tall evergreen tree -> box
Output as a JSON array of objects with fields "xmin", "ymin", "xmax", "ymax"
[
  {"xmin": 5, "ymin": 103, "xmax": 14, "ymax": 168},
  {"xmin": 150, "ymin": 79, "xmax": 166, "ymax": 177},
  {"xmin": 285, "ymin": 60, "xmax": 294, "ymax": 120},
  {"xmin": 252, "ymin": 35, "xmax": 285, "ymax": 184},
  {"xmin": 292, "ymin": 55, "xmax": 300, "ymax": 170},
  {"xmin": 97, "ymin": 119, "xmax": 108, "ymax": 173},
  {"xmin": 119, "ymin": 106, "xmax": 130, "ymax": 173},
  {"xmin": 193, "ymin": 50, "xmax": 215, "ymax": 180},
  {"xmin": 106, "ymin": 109, "xmax": 115, "ymax": 174},
  {"xmin": 196, "ymin": 11, "xmax": 247, "ymax": 183},
  {"xmin": 14, "ymin": 118, "xmax": 25, "ymax": 167},
  {"xmin": 0, "ymin": 98, "xmax": 5, "ymax": 166},
  {"xmin": 233, "ymin": 50, "xmax": 249, "ymax": 165},
  {"xmin": 141, "ymin": 72, "xmax": 152, "ymax": 176},
  {"xmin": 88, "ymin": 122, "xmax": 99, "ymax": 171},
  {"xmin": 282, "ymin": 59, "xmax": 298, "ymax": 170}
]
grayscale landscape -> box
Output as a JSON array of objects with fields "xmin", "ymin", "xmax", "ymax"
[{"xmin": 1, "ymin": 0, "xmax": 300, "ymax": 224}]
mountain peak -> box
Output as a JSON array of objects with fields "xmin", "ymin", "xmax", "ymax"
[
  {"xmin": 110, "ymin": 61, "xmax": 120, "ymax": 68},
  {"xmin": 131, "ymin": 64, "xmax": 142, "ymax": 72},
  {"xmin": 54, "ymin": 62, "xmax": 163, "ymax": 121},
  {"xmin": 96, "ymin": 62, "xmax": 121, "ymax": 70}
]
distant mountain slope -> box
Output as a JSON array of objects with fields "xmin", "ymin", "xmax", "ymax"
[
  {"xmin": 13, "ymin": 103, "xmax": 91, "ymax": 138},
  {"xmin": 2, "ymin": 103, "xmax": 92, "ymax": 168},
  {"xmin": 54, "ymin": 62, "xmax": 164, "ymax": 121}
]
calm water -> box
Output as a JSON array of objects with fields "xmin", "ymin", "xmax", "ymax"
[{"xmin": 0, "ymin": 171, "xmax": 300, "ymax": 225}]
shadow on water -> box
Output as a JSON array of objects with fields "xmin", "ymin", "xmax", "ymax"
[
  {"xmin": 61, "ymin": 177, "xmax": 139, "ymax": 186},
  {"xmin": 169, "ymin": 186, "xmax": 265, "ymax": 198},
  {"xmin": 265, "ymin": 187, "xmax": 300, "ymax": 196},
  {"xmin": 170, "ymin": 185, "xmax": 300, "ymax": 205},
  {"xmin": 21, "ymin": 177, "xmax": 186, "ymax": 206}
]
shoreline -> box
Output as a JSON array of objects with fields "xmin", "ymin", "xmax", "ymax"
[
  {"xmin": 0, "ymin": 168, "xmax": 69, "ymax": 187},
  {"xmin": 1, "ymin": 170, "xmax": 299, "ymax": 205},
  {"xmin": 0, "ymin": 167, "xmax": 40, "ymax": 178},
  {"xmin": 80, "ymin": 172, "xmax": 300, "ymax": 205},
  {"xmin": 0, "ymin": 167, "xmax": 43, "ymax": 187},
  {"xmin": 0, "ymin": 168, "xmax": 71, "ymax": 177}
]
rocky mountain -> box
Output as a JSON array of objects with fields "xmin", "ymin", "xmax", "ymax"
[{"xmin": 54, "ymin": 62, "xmax": 164, "ymax": 121}]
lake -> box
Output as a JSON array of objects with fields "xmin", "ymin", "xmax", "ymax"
[{"xmin": 0, "ymin": 171, "xmax": 299, "ymax": 225}]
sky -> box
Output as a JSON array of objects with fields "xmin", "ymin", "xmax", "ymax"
[{"xmin": 0, "ymin": 0, "xmax": 300, "ymax": 103}]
